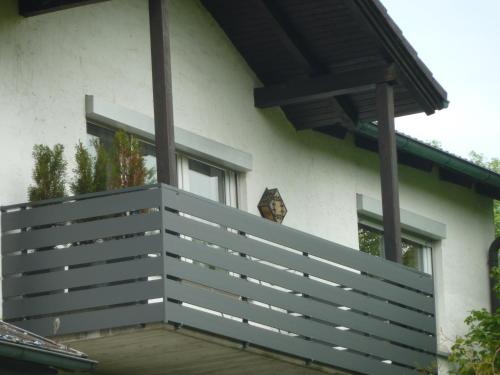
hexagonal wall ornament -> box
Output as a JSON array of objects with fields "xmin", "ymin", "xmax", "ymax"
[{"xmin": 258, "ymin": 188, "xmax": 287, "ymax": 224}]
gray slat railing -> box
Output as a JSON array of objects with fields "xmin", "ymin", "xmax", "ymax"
[
  {"xmin": 1, "ymin": 184, "xmax": 436, "ymax": 375},
  {"xmin": 160, "ymin": 185, "xmax": 436, "ymax": 375},
  {"xmin": 1, "ymin": 185, "xmax": 165, "ymax": 336}
]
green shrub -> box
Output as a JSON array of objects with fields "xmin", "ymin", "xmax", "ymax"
[
  {"xmin": 109, "ymin": 130, "xmax": 148, "ymax": 189},
  {"xmin": 28, "ymin": 144, "xmax": 67, "ymax": 201},
  {"xmin": 71, "ymin": 141, "xmax": 94, "ymax": 195},
  {"xmin": 70, "ymin": 140, "xmax": 109, "ymax": 195},
  {"xmin": 29, "ymin": 130, "xmax": 148, "ymax": 201},
  {"xmin": 93, "ymin": 139, "xmax": 108, "ymax": 192},
  {"xmin": 448, "ymin": 267, "xmax": 500, "ymax": 374}
]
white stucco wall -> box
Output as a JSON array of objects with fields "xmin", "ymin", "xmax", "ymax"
[{"xmin": 0, "ymin": 0, "xmax": 495, "ymax": 370}]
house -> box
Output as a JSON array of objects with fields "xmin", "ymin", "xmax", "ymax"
[
  {"xmin": 0, "ymin": 0, "xmax": 498, "ymax": 374},
  {"xmin": 0, "ymin": 320, "xmax": 96, "ymax": 374}
]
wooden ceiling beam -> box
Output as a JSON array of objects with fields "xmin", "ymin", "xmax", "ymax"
[
  {"xmin": 255, "ymin": 65, "xmax": 397, "ymax": 109},
  {"xmin": 260, "ymin": 0, "xmax": 359, "ymax": 128},
  {"xmin": 262, "ymin": 0, "xmax": 324, "ymax": 75},
  {"xmin": 19, "ymin": 0, "xmax": 107, "ymax": 17}
]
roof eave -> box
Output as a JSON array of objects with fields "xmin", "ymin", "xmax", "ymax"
[
  {"xmin": 353, "ymin": 0, "xmax": 448, "ymax": 114},
  {"xmin": 355, "ymin": 122, "xmax": 500, "ymax": 199}
]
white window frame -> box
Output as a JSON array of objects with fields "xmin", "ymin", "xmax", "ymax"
[{"xmin": 177, "ymin": 153, "xmax": 238, "ymax": 208}]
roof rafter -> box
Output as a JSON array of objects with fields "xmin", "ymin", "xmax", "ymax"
[{"xmin": 260, "ymin": 0, "xmax": 358, "ymax": 128}]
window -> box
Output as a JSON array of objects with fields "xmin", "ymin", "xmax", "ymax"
[
  {"xmin": 87, "ymin": 123, "xmax": 156, "ymax": 171},
  {"xmin": 87, "ymin": 123, "xmax": 238, "ymax": 207},
  {"xmin": 177, "ymin": 155, "xmax": 238, "ymax": 207},
  {"xmin": 358, "ymin": 224, "xmax": 433, "ymax": 274}
]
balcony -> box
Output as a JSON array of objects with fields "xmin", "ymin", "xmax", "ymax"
[{"xmin": 1, "ymin": 184, "xmax": 436, "ymax": 375}]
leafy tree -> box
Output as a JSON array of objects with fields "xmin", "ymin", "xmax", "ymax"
[
  {"xmin": 109, "ymin": 130, "xmax": 148, "ymax": 189},
  {"xmin": 448, "ymin": 267, "xmax": 500, "ymax": 374},
  {"xmin": 28, "ymin": 144, "xmax": 67, "ymax": 201},
  {"xmin": 428, "ymin": 139, "xmax": 444, "ymax": 150},
  {"xmin": 358, "ymin": 226, "xmax": 383, "ymax": 257}
]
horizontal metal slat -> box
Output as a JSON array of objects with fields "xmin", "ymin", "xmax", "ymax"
[
  {"xmin": 2, "ymin": 212, "xmax": 161, "ymax": 254},
  {"xmin": 3, "ymin": 234, "xmax": 162, "ymax": 275},
  {"xmin": 4, "ymin": 279, "xmax": 163, "ymax": 319},
  {"xmin": 165, "ymin": 302, "xmax": 419, "ymax": 375},
  {"xmin": 11, "ymin": 303, "xmax": 163, "ymax": 338},
  {"xmin": 1, "ymin": 188, "xmax": 161, "ymax": 232},
  {"xmin": 164, "ymin": 213, "xmax": 434, "ymax": 314},
  {"xmin": 3, "ymin": 257, "xmax": 162, "ymax": 297},
  {"xmin": 1, "ymin": 184, "xmax": 160, "ymax": 211},
  {"xmin": 165, "ymin": 256, "xmax": 435, "ymax": 336},
  {"xmin": 162, "ymin": 186, "xmax": 433, "ymax": 295},
  {"xmin": 167, "ymin": 281, "xmax": 434, "ymax": 368},
  {"xmin": 166, "ymin": 237, "xmax": 435, "ymax": 337}
]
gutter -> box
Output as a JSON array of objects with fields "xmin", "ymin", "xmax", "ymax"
[
  {"xmin": 355, "ymin": 122, "xmax": 500, "ymax": 192},
  {"xmin": 0, "ymin": 340, "xmax": 97, "ymax": 373},
  {"xmin": 488, "ymin": 237, "xmax": 500, "ymax": 311}
]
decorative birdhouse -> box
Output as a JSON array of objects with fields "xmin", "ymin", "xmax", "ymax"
[{"xmin": 258, "ymin": 188, "xmax": 287, "ymax": 224}]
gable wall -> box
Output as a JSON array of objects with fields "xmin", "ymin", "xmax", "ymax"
[{"xmin": 0, "ymin": 0, "xmax": 494, "ymax": 364}]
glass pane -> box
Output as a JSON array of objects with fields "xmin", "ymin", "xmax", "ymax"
[
  {"xmin": 139, "ymin": 140, "xmax": 157, "ymax": 184},
  {"xmin": 139, "ymin": 140, "xmax": 156, "ymax": 157},
  {"xmin": 358, "ymin": 225, "xmax": 383, "ymax": 257},
  {"xmin": 144, "ymin": 155, "xmax": 157, "ymax": 183},
  {"xmin": 402, "ymin": 239, "xmax": 423, "ymax": 271},
  {"xmin": 86, "ymin": 133, "xmax": 99, "ymax": 160},
  {"xmin": 86, "ymin": 123, "xmax": 114, "ymax": 151},
  {"xmin": 188, "ymin": 159, "xmax": 225, "ymax": 203},
  {"xmin": 358, "ymin": 224, "xmax": 431, "ymax": 273},
  {"xmin": 87, "ymin": 123, "xmax": 158, "ymax": 183}
]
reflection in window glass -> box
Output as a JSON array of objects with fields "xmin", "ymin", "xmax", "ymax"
[
  {"xmin": 143, "ymin": 154, "xmax": 157, "ymax": 183},
  {"xmin": 358, "ymin": 224, "xmax": 431, "ymax": 274},
  {"xmin": 86, "ymin": 123, "xmax": 237, "ymax": 206},
  {"xmin": 87, "ymin": 123, "xmax": 157, "ymax": 183},
  {"xmin": 402, "ymin": 240, "xmax": 422, "ymax": 270},
  {"xmin": 358, "ymin": 225, "xmax": 384, "ymax": 257},
  {"xmin": 188, "ymin": 159, "xmax": 225, "ymax": 203}
]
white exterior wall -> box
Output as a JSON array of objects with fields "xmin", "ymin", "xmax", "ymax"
[{"xmin": 0, "ymin": 0, "xmax": 495, "ymax": 368}]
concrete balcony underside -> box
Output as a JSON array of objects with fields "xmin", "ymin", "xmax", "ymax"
[
  {"xmin": 60, "ymin": 324, "xmax": 346, "ymax": 375},
  {"xmin": 1, "ymin": 184, "xmax": 437, "ymax": 375}
]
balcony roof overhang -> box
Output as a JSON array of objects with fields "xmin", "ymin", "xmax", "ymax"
[
  {"xmin": 202, "ymin": 0, "xmax": 448, "ymax": 129},
  {"xmin": 18, "ymin": 0, "xmax": 448, "ymax": 128}
]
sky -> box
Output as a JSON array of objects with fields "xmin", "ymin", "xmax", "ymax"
[{"xmin": 380, "ymin": 0, "xmax": 500, "ymax": 160}]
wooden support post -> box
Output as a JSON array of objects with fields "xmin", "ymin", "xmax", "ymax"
[
  {"xmin": 376, "ymin": 83, "xmax": 402, "ymax": 263},
  {"xmin": 149, "ymin": 0, "xmax": 177, "ymax": 186}
]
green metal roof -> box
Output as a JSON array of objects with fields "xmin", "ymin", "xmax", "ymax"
[{"xmin": 354, "ymin": 122, "xmax": 500, "ymax": 200}]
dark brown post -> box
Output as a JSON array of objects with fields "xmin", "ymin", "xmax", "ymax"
[
  {"xmin": 376, "ymin": 83, "xmax": 402, "ymax": 263},
  {"xmin": 149, "ymin": 0, "xmax": 177, "ymax": 186}
]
